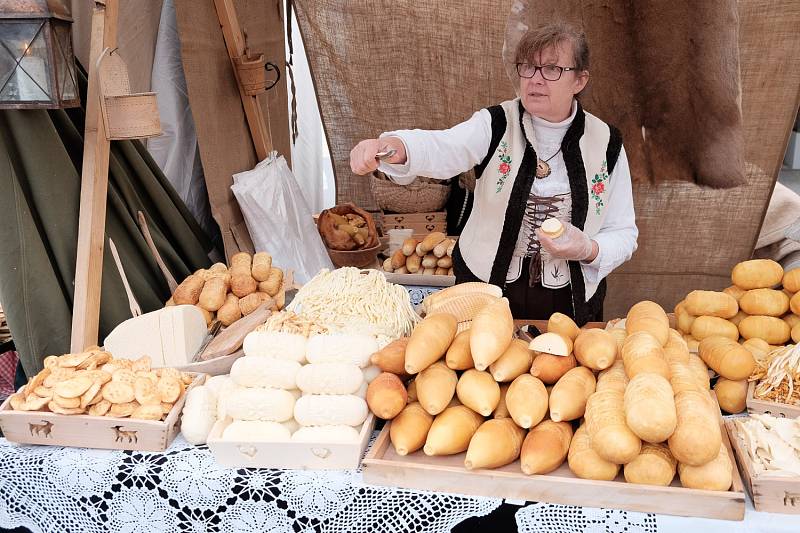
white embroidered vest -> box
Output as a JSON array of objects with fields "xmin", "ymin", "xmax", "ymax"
[{"xmin": 458, "ymin": 98, "xmax": 613, "ymax": 301}]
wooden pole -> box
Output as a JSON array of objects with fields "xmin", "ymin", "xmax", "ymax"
[
  {"xmin": 70, "ymin": 0, "xmax": 118, "ymax": 352},
  {"xmin": 213, "ymin": 0, "xmax": 273, "ymax": 161}
]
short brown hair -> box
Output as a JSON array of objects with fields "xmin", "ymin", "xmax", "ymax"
[{"xmin": 514, "ymin": 22, "xmax": 589, "ymax": 72}]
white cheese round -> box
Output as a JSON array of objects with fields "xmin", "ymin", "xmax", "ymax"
[
  {"xmin": 230, "ymin": 356, "xmax": 301, "ymax": 389},
  {"xmin": 295, "ymin": 363, "xmax": 363, "ymax": 395},
  {"xmin": 225, "ymin": 387, "xmax": 295, "ymax": 422},
  {"xmin": 293, "ymin": 394, "xmax": 368, "ymax": 427}
]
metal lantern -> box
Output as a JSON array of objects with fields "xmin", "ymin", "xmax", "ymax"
[{"xmin": 0, "ymin": 0, "xmax": 79, "ymax": 109}]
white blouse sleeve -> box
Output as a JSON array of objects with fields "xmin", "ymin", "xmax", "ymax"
[
  {"xmin": 580, "ymin": 146, "xmax": 639, "ymax": 284},
  {"xmin": 377, "ymin": 109, "xmax": 493, "ymax": 184}
]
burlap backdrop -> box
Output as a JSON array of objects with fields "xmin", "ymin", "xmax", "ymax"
[
  {"xmin": 293, "ymin": 0, "xmax": 517, "ymax": 210},
  {"xmin": 295, "ymin": 0, "xmax": 800, "ymax": 316}
]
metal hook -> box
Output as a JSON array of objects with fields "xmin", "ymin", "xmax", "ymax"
[{"xmin": 264, "ymin": 62, "xmax": 281, "ymax": 91}]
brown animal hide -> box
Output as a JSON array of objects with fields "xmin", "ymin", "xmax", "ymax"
[{"xmin": 505, "ymin": 0, "xmax": 745, "ymax": 189}]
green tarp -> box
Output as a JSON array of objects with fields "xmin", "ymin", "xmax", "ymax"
[{"xmin": 0, "ymin": 74, "xmax": 214, "ymax": 376}]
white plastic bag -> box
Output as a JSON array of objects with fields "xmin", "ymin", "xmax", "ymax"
[{"xmin": 231, "ymin": 153, "xmax": 333, "ymax": 284}]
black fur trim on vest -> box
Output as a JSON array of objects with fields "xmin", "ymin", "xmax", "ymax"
[
  {"xmin": 563, "ymin": 104, "xmax": 588, "ymax": 230},
  {"xmin": 488, "ymin": 101, "xmax": 539, "ymax": 287},
  {"xmin": 607, "ymin": 125, "xmax": 623, "ymax": 175},
  {"xmin": 562, "ymin": 103, "xmax": 609, "ymax": 326},
  {"xmin": 474, "ymin": 105, "xmax": 507, "ymax": 179}
]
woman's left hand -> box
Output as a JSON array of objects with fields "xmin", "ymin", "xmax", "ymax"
[{"xmin": 536, "ymin": 222, "xmax": 599, "ymax": 262}]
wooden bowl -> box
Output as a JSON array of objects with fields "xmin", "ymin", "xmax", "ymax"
[{"xmin": 326, "ymin": 243, "xmax": 382, "ymax": 268}]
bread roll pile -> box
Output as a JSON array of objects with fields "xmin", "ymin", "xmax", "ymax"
[
  {"xmin": 382, "ymin": 232, "xmax": 455, "ymax": 276},
  {"xmin": 168, "ymin": 252, "xmax": 285, "ymax": 327}
]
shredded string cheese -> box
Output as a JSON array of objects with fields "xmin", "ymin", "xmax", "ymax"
[
  {"xmin": 753, "ymin": 344, "xmax": 800, "ymax": 405},
  {"xmin": 286, "ymin": 268, "xmax": 420, "ymax": 338}
]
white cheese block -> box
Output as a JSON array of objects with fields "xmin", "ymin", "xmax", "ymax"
[
  {"xmin": 222, "ymin": 420, "xmax": 291, "ymax": 441},
  {"xmin": 204, "ymin": 375, "xmax": 232, "ymax": 397},
  {"xmin": 305, "ymin": 333, "xmax": 378, "ymax": 368},
  {"xmin": 225, "ymin": 387, "xmax": 295, "ymax": 422},
  {"xmin": 230, "ymin": 356, "xmax": 301, "ymax": 389},
  {"xmin": 291, "ymin": 425, "xmax": 360, "ymax": 443},
  {"xmin": 103, "ymin": 305, "xmax": 207, "ymax": 367},
  {"xmin": 183, "ymin": 385, "xmax": 217, "ymax": 415},
  {"xmin": 362, "ymin": 365, "xmax": 382, "ymax": 383},
  {"xmin": 181, "ymin": 410, "xmax": 218, "ymax": 445},
  {"xmin": 295, "ymin": 363, "xmax": 363, "ymax": 395},
  {"xmin": 293, "ymin": 394, "xmax": 368, "ymax": 427},
  {"xmin": 216, "ymin": 380, "xmax": 242, "ymax": 420},
  {"xmin": 242, "ymin": 331, "xmax": 307, "ymax": 362}
]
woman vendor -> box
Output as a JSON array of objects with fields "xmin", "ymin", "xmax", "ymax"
[{"xmin": 350, "ymin": 23, "xmax": 638, "ymax": 325}]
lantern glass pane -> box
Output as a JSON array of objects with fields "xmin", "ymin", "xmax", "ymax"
[
  {"xmin": 0, "ymin": 21, "xmax": 52, "ymax": 102},
  {"xmin": 52, "ymin": 22, "xmax": 76, "ymax": 101}
]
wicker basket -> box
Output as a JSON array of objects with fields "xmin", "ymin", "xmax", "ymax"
[
  {"xmin": 370, "ymin": 172, "xmax": 451, "ymax": 214},
  {"xmin": 97, "ymin": 48, "xmax": 161, "ymax": 140}
]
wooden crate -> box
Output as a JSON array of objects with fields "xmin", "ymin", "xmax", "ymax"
[
  {"xmin": 746, "ymin": 381, "xmax": 800, "ymax": 418},
  {"xmin": 725, "ymin": 419, "xmax": 800, "ymax": 514},
  {"xmin": 207, "ymin": 414, "xmax": 376, "ymax": 470},
  {"xmin": 362, "ymin": 408, "xmax": 745, "ymax": 521},
  {"xmin": 381, "ymin": 211, "xmax": 447, "ymax": 234},
  {"xmin": 0, "ymin": 374, "xmax": 204, "ymax": 452}
]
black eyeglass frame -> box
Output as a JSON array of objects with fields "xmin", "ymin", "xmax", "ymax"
[{"xmin": 515, "ymin": 63, "xmax": 578, "ymax": 81}]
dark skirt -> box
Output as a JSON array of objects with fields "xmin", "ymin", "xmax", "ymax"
[{"xmin": 454, "ymin": 255, "xmax": 601, "ymax": 322}]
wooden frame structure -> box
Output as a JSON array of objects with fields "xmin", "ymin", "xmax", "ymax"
[
  {"xmin": 70, "ymin": 0, "xmax": 116, "ymax": 352},
  {"xmin": 213, "ymin": 0, "xmax": 273, "ymax": 161}
]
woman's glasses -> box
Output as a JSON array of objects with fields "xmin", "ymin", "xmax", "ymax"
[{"xmin": 516, "ymin": 63, "xmax": 576, "ymax": 81}]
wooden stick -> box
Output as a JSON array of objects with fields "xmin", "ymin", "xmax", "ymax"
[
  {"xmin": 213, "ymin": 0, "xmax": 273, "ymax": 160},
  {"xmin": 137, "ymin": 211, "xmax": 178, "ymax": 292},
  {"xmin": 70, "ymin": 0, "xmax": 118, "ymax": 352},
  {"xmin": 108, "ymin": 238, "xmax": 141, "ymax": 318}
]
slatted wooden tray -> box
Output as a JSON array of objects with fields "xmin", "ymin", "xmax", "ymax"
[
  {"xmin": 746, "ymin": 381, "xmax": 800, "ymax": 418},
  {"xmin": 362, "ymin": 409, "xmax": 745, "ymax": 521},
  {"xmin": 0, "ymin": 374, "xmax": 204, "ymax": 452},
  {"xmin": 207, "ymin": 414, "xmax": 376, "ymax": 470},
  {"xmin": 725, "ymin": 418, "xmax": 800, "ymax": 514}
]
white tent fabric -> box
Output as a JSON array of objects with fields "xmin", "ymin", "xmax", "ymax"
[
  {"xmin": 286, "ymin": 8, "xmax": 336, "ymax": 214},
  {"xmin": 148, "ymin": 0, "xmax": 217, "ymax": 246}
]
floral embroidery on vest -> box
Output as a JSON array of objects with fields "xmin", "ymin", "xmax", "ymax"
[
  {"xmin": 591, "ymin": 159, "xmax": 609, "ymax": 215},
  {"xmin": 495, "ymin": 141, "xmax": 512, "ymax": 193}
]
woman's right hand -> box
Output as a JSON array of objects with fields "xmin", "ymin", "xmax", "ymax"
[{"xmin": 349, "ymin": 136, "xmax": 407, "ymax": 175}]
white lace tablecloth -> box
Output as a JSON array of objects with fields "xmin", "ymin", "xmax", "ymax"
[
  {"xmin": 0, "ymin": 435, "xmax": 798, "ymax": 533},
  {"xmin": 0, "ymin": 435, "xmax": 500, "ymax": 533},
  {"xmin": 404, "ymin": 285, "xmax": 442, "ymax": 313}
]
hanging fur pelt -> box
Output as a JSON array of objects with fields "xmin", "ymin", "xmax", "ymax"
[{"xmin": 505, "ymin": 0, "xmax": 745, "ymax": 188}]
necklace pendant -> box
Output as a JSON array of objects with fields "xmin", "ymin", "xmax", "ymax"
[{"xmin": 536, "ymin": 159, "xmax": 551, "ymax": 178}]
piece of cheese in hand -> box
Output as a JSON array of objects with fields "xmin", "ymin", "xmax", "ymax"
[
  {"xmin": 541, "ymin": 218, "xmax": 565, "ymax": 239},
  {"xmin": 529, "ymin": 332, "xmax": 573, "ymax": 357},
  {"xmin": 103, "ymin": 305, "xmax": 207, "ymax": 367}
]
